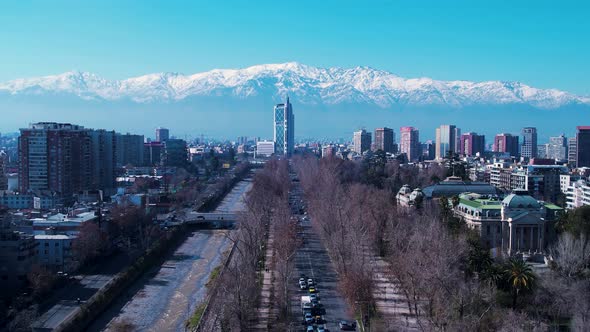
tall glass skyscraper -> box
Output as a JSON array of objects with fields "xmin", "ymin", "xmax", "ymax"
[
  {"xmin": 435, "ymin": 124, "xmax": 458, "ymax": 159},
  {"xmin": 273, "ymin": 97, "xmax": 294, "ymax": 156}
]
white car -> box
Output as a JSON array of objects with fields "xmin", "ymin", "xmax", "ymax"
[{"xmin": 299, "ymin": 280, "xmax": 307, "ymax": 289}]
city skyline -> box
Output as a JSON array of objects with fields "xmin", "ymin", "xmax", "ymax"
[{"xmin": 2, "ymin": 2, "xmax": 590, "ymax": 331}]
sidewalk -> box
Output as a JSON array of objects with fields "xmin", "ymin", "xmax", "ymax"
[
  {"xmin": 372, "ymin": 256, "xmax": 419, "ymax": 331},
  {"xmin": 252, "ymin": 228, "xmax": 276, "ymax": 331}
]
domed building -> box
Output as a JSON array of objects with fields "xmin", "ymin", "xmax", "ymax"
[
  {"xmin": 454, "ymin": 189, "xmax": 562, "ymax": 256},
  {"xmin": 396, "ymin": 185, "xmax": 424, "ymax": 207}
]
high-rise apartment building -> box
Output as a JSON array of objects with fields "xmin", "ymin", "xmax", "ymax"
[
  {"xmin": 353, "ymin": 129, "xmax": 372, "ymax": 154},
  {"xmin": 374, "ymin": 127, "xmax": 394, "ymax": 153},
  {"xmin": 273, "ymin": 97, "xmax": 295, "ymax": 156},
  {"xmin": 459, "ymin": 132, "xmax": 485, "ymax": 157},
  {"xmin": 89, "ymin": 129, "xmax": 116, "ymax": 191},
  {"xmin": 546, "ymin": 135, "xmax": 568, "ymax": 161},
  {"xmin": 422, "ymin": 140, "xmax": 436, "ymax": 160},
  {"xmin": 576, "ymin": 126, "xmax": 590, "ymax": 167},
  {"xmin": 155, "ymin": 127, "xmax": 169, "ymax": 142},
  {"xmin": 521, "ymin": 127, "xmax": 538, "ymax": 159},
  {"xmin": 537, "ymin": 144, "xmax": 549, "ymax": 159},
  {"xmin": 454, "ymin": 127, "xmax": 462, "ymax": 156},
  {"xmin": 399, "ymin": 127, "xmax": 420, "ymax": 162},
  {"xmin": 18, "ymin": 123, "xmax": 92, "ymax": 196},
  {"xmin": 115, "ymin": 133, "xmax": 145, "ymax": 167},
  {"xmin": 568, "ymin": 137, "xmax": 577, "ymax": 167},
  {"xmin": 162, "ymin": 139, "xmax": 187, "ymax": 167},
  {"xmin": 435, "ymin": 125, "xmax": 457, "ymax": 159},
  {"xmin": 143, "ymin": 141, "xmax": 164, "ymax": 166},
  {"xmin": 493, "ymin": 133, "xmax": 519, "ymax": 157}
]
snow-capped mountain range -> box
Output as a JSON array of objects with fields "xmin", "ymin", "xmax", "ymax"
[{"xmin": 0, "ymin": 62, "xmax": 588, "ymax": 109}]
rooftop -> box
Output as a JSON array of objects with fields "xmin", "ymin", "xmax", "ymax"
[
  {"xmin": 458, "ymin": 193, "xmax": 503, "ymax": 209},
  {"xmin": 422, "ymin": 177, "xmax": 501, "ymax": 198},
  {"xmin": 35, "ymin": 234, "xmax": 72, "ymax": 240}
]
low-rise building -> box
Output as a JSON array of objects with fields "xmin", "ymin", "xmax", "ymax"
[
  {"xmin": 566, "ymin": 179, "xmax": 590, "ymax": 210},
  {"xmin": 0, "ymin": 190, "xmax": 64, "ymax": 210},
  {"xmin": 35, "ymin": 234, "xmax": 75, "ymax": 272},
  {"xmin": 0, "ymin": 210, "xmax": 37, "ymax": 299},
  {"xmin": 31, "ymin": 210, "xmax": 97, "ymax": 236},
  {"xmin": 454, "ymin": 190, "xmax": 562, "ymax": 255},
  {"xmin": 256, "ymin": 141, "xmax": 275, "ymax": 158}
]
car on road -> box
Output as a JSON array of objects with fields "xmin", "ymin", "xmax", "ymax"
[
  {"xmin": 339, "ymin": 320, "xmax": 357, "ymax": 330},
  {"xmin": 307, "ymin": 278, "xmax": 314, "ymax": 286},
  {"xmin": 309, "ymin": 293, "xmax": 318, "ymax": 301},
  {"xmin": 299, "ymin": 279, "xmax": 307, "ymax": 289},
  {"xmin": 308, "ymin": 286, "xmax": 317, "ymax": 293},
  {"xmin": 317, "ymin": 325, "xmax": 327, "ymax": 332},
  {"xmin": 304, "ymin": 312, "xmax": 314, "ymax": 324},
  {"xmin": 306, "ymin": 326, "xmax": 314, "ymax": 332}
]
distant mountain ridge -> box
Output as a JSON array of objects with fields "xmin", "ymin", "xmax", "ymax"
[{"xmin": 1, "ymin": 62, "xmax": 588, "ymax": 109}]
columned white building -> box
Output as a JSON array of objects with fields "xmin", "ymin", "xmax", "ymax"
[{"xmin": 454, "ymin": 190, "xmax": 562, "ymax": 255}]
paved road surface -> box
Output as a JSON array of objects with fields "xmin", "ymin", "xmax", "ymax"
[
  {"xmin": 289, "ymin": 179, "xmax": 354, "ymax": 331},
  {"xmin": 88, "ymin": 179, "xmax": 252, "ymax": 332},
  {"xmin": 32, "ymin": 253, "xmax": 134, "ymax": 331}
]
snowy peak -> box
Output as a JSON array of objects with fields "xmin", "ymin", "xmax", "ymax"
[{"xmin": 0, "ymin": 63, "xmax": 588, "ymax": 108}]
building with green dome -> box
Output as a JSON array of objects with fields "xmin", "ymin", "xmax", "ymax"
[{"xmin": 454, "ymin": 189, "xmax": 562, "ymax": 256}]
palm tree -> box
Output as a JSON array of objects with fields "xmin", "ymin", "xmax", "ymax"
[
  {"xmin": 480, "ymin": 263, "xmax": 504, "ymax": 288},
  {"xmin": 504, "ymin": 258, "xmax": 536, "ymax": 308}
]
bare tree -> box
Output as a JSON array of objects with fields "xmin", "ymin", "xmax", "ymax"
[
  {"xmin": 72, "ymin": 221, "xmax": 108, "ymax": 265},
  {"xmin": 549, "ymin": 233, "xmax": 590, "ymax": 278},
  {"xmin": 272, "ymin": 202, "xmax": 299, "ymax": 319}
]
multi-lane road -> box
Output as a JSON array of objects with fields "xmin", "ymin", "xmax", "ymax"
[{"xmin": 288, "ymin": 174, "xmax": 354, "ymax": 331}]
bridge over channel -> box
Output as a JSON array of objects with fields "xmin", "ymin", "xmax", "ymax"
[{"xmin": 159, "ymin": 211, "xmax": 238, "ymax": 228}]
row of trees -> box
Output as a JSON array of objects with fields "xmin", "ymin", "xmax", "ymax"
[
  {"xmin": 294, "ymin": 156, "xmax": 390, "ymax": 326},
  {"xmin": 204, "ymin": 159, "xmax": 293, "ymax": 331},
  {"xmin": 294, "ymin": 154, "xmax": 590, "ymax": 330}
]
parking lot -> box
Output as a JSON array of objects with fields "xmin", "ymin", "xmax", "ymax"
[{"xmin": 288, "ymin": 174, "xmax": 355, "ymax": 331}]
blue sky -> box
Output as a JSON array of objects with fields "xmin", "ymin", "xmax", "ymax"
[{"xmin": 1, "ymin": 0, "xmax": 589, "ymax": 95}]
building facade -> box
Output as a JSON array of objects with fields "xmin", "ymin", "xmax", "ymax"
[
  {"xmin": 256, "ymin": 141, "xmax": 275, "ymax": 157},
  {"xmin": 115, "ymin": 133, "xmax": 145, "ymax": 167},
  {"xmin": 568, "ymin": 137, "xmax": 578, "ymax": 167},
  {"xmin": 566, "ymin": 179, "xmax": 590, "ymax": 210},
  {"xmin": 18, "ymin": 123, "xmax": 93, "ymax": 197},
  {"xmin": 374, "ymin": 127, "xmax": 394, "ymax": 153},
  {"xmin": 273, "ymin": 97, "xmax": 295, "ymax": 157},
  {"xmin": 88, "ymin": 129, "xmax": 116, "ymax": 192},
  {"xmin": 35, "ymin": 234, "xmax": 75, "ymax": 272},
  {"xmin": 0, "ymin": 210, "xmax": 37, "ymax": 299},
  {"xmin": 453, "ymin": 191, "xmax": 561, "ymax": 254},
  {"xmin": 547, "ymin": 135, "xmax": 568, "ymax": 161},
  {"xmin": 459, "ymin": 132, "xmax": 485, "ymax": 157},
  {"xmin": 162, "ymin": 139, "xmax": 187, "ymax": 167},
  {"xmin": 143, "ymin": 141, "xmax": 164, "ymax": 166},
  {"xmin": 353, "ymin": 129, "xmax": 372, "ymax": 155},
  {"xmin": 399, "ymin": 127, "xmax": 420, "ymax": 162},
  {"xmin": 521, "ymin": 127, "xmax": 538, "ymax": 159},
  {"xmin": 155, "ymin": 127, "xmax": 169, "ymax": 142},
  {"xmin": 493, "ymin": 133, "xmax": 519, "ymax": 157},
  {"xmin": 435, "ymin": 124, "xmax": 458, "ymax": 159},
  {"xmin": 576, "ymin": 126, "xmax": 590, "ymax": 167}
]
